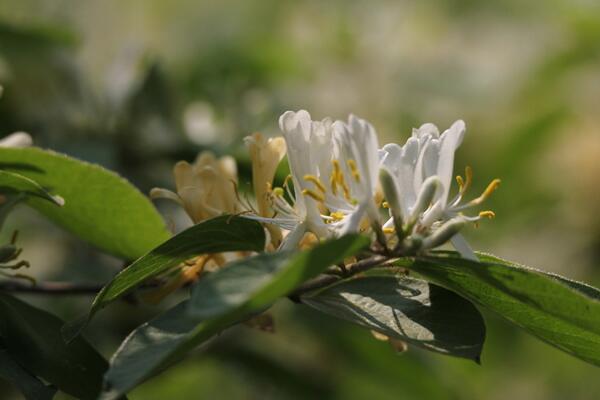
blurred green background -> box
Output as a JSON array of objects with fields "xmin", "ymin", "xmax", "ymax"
[{"xmin": 1, "ymin": 1, "xmax": 600, "ymax": 399}]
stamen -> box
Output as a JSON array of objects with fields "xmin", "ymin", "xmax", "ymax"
[
  {"xmin": 479, "ymin": 210, "xmax": 496, "ymax": 219},
  {"xmin": 302, "ymin": 189, "xmax": 325, "ymax": 202},
  {"xmin": 383, "ymin": 227, "xmax": 395, "ymax": 234},
  {"xmin": 468, "ymin": 178, "xmax": 501, "ymax": 206},
  {"xmin": 330, "ymin": 160, "xmax": 341, "ymax": 195},
  {"xmin": 463, "ymin": 166, "xmax": 473, "ymax": 193},
  {"xmin": 382, "ymin": 201, "xmax": 389, "ymax": 209},
  {"xmin": 456, "ymin": 175, "xmax": 465, "ymax": 192},
  {"xmin": 303, "ymin": 174, "xmax": 326, "ymax": 193},
  {"xmin": 331, "ymin": 159, "xmax": 352, "ymax": 201},
  {"xmin": 329, "ymin": 211, "xmax": 345, "ymax": 221},
  {"xmin": 272, "ymin": 187, "xmax": 284, "ymax": 197},
  {"xmin": 283, "ymin": 174, "xmax": 293, "ymax": 188},
  {"xmin": 347, "ymin": 159, "xmax": 361, "ymax": 182}
]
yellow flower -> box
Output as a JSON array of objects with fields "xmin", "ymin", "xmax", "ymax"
[
  {"xmin": 150, "ymin": 151, "xmax": 240, "ymax": 224},
  {"xmin": 244, "ymin": 132, "xmax": 286, "ymax": 217}
]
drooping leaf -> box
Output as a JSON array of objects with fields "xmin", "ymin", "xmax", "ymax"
[
  {"xmin": 399, "ymin": 252, "xmax": 600, "ymax": 366},
  {"xmin": 89, "ymin": 215, "xmax": 266, "ymax": 320},
  {"xmin": 0, "ymin": 170, "xmax": 64, "ymax": 206},
  {"xmin": 301, "ymin": 270, "xmax": 485, "ymax": 361},
  {"xmin": 101, "ymin": 234, "xmax": 369, "ymax": 399},
  {"xmin": 0, "ymin": 349, "xmax": 57, "ymax": 400},
  {"xmin": 0, "ymin": 147, "xmax": 170, "ymax": 260},
  {"xmin": 0, "ymin": 294, "xmax": 108, "ymax": 399}
]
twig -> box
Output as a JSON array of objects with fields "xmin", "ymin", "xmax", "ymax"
[
  {"xmin": 0, "ymin": 280, "xmax": 104, "ymax": 295},
  {"xmin": 288, "ymin": 255, "xmax": 390, "ymax": 302},
  {"xmin": 0, "ymin": 280, "xmax": 161, "ymax": 295}
]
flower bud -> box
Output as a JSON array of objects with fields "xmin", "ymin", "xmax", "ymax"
[
  {"xmin": 409, "ymin": 176, "xmax": 441, "ymax": 224},
  {"xmin": 379, "ymin": 168, "xmax": 404, "ymax": 237},
  {"xmin": 421, "ymin": 217, "xmax": 466, "ymax": 250}
]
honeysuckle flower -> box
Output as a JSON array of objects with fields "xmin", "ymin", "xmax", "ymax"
[
  {"xmin": 328, "ymin": 114, "xmax": 381, "ymax": 236},
  {"xmin": 0, "ymin": 132, "xmax": 32, "ymax": 148},
  {"xmin": 244, "ymin": 132, "xmax": 287, "ymax": 218},
  {"xmin": 150, "ymin": 151, "xmax": 241, "ymax": 224},
  {"xmin": 254, "ymin": 110, "xmax": 382, "ymax": 250},
  {"xmin": 379, "ymin": 121, "xmax": 500, "ymax": 259},
  {"xmin": 259, "ymin": 110, "xmax": 333, "ymax": 249}
]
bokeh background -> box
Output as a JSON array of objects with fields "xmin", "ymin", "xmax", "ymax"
[{"xmin": 1, "ymin": 1, "xmax": 600, "ymax": 399}]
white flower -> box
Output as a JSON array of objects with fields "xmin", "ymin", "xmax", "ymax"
[
  {"xmin": 380, "ymin": 121, "xmax": 500, "ymax": 259},
  {"xmin": 328, "ymin": 114, "xmax": 381, "ymax": 235},
  {"xmin": 0, "ymin": 132, "xmax": 32, "ymax": 148},
  {"xmin": 254, "ymin": 110, "xmax": 381, "ymax": 250}
]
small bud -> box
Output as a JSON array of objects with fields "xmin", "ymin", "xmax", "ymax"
[
  {"xmin": 0, "ymin": 132, "xmax": 33, "ymax": 148},
  {"xmin": 409, "ymin": 176, "xmax": 441, "ymax": 225},
  {"xmin": 379, "ymin": 168, "xmax": 404, "ymax": 237},
  {"xmin": 422, "ymin": 217, "xmax": 466, "ymax": 250}
]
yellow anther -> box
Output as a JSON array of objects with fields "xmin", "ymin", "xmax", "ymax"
[
  {"xmin": 347, "ymin": 159, "xmax": 361, "ymax": 182},
  {"xmin": 382, "ymin": 201, "xmax": 389, "ymax": 209},
  {"xmin": 383, "ymin": 227, "xmax": 395, "ymax": 234},
  {"xmin": 464, "ymin": 166, "xmax": 473, "ymax": 192},
  {"xmin": 456, "ymin": 166, "xmax": 473, "ymax": 195},
  {"xmin": 331, "ymin": 159, "xmax": 352, "ymax": 201},
  {"xmin": 456, "ymin": 175, "xmax": 465, "ymax": 192},
  {"xmin": 479, "ymin": 210, "xmax": 496, "ymax": 219},
  {"xmin": 302, "ymin": 189, "xmax": 325, "ymax": 202},
  {"xmin": 272, "ymin": 187, "xmax": 284, "ymax": 197},
  {"xmin": 303, "ymin": 174, "xmax": 326, "ymax": 193},
  {"xmin": 469, "ymin": 178, "xmax": 501, "ymax": 206},
  {"xmin": 329, "ymin": 211, "xmax": 345, "ymax": 221}
]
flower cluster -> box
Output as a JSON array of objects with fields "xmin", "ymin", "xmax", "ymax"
[{"xmin": 155, "ymin": 110, "xmax": 500, "ymax": 260}]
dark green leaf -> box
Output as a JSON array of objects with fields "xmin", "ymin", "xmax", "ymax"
[
  {"xmin": 0, "ymin": 349, "xmax": 57, "ymax": 400},
  {"xmin": 0, "ymin": 147, "xmax": 170, "ymax": 260},
  {"xmin": 301, "ymin": 271, "xmax": 485, "ymax": 361},
  {"xmin": 89, "ymin": 215, "xmax": 266, "ymax": 319},
  {"xmin": 400, "ymin": 252, "xmax": 600, "ymax": 366},
  {"xmin": 0, "ymin": 294, "xmax": 108, "ymax": 399},
  {"xmin": 101, "ymin": 234, "xmax": 369, "ymax": 399},
  {"xmin": 0, "ymin": 170, "xmax": 64, "ymax": 206}
]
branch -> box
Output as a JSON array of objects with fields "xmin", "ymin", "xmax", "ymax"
[
  {"xmin": 288, "ymin": 255, "xmax": 391, "ymax": 301},
  {"xmin": 0, "ymin": 280, "xmax": 104, "ymax": 295}
]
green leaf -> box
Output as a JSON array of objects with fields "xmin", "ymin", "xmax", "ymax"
[
  {"xmin": 101, "ymin": 234, "xmax": 369, "ymax": 399},
  {"xmin": 0, "ymin": 349, "xmax": 57, "ymax": 400},
  {"xmin": 0, "ymin": 147, "xmax": 170, "ymax": 260},
  {"xmin": 301, "ymin": 270, "xmax": 485, "ymax": 361},
  {"xmin": 0, "ymin": 294, "xmax": 108, "ymax": 399},
  {"xmin": 89, "ymin": 215, "xmax": 266, "ymax": 319},
  {"xmin": 0, "ymin": 170, "xmax": 64, "ymax": 206},
  {"xmin": 400, "ymin": 252, "xmax": 600, "ymax": 366}
]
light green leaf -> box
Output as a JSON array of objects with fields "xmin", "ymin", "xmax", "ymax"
[
  {"xmin": 0, "ymin": 349, "xmax": 57, "ymax": 400},
  {"xmin": 101, "ymin": 234, "xmax": 369, "ymax": 399},
  {"xmin": 0, "ymin": 294, "xmax": 108, "ymax": 399},
  {"xmin": 400, "ymin": 252, "xmax": 600, "ymax": 366},
  {"xmin": 0, "ymin": 170, "xmax": 64, "ymax": 206},
  {"xmin": 0, "ymin": 147, "xmax": 170, "ymax": 260},
  {"xmin": 301, "ymin": 270, "xmax": 485, "ymax": 361},
  {"xmin": 89, "ymin": 215, "xmax": 266, "ymax": 320}
]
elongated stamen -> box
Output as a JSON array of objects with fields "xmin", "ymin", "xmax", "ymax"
[
  {"xmin": 466, "ymin": 178, "xmax": 501, "ymax": 206},
  {"xmin": 303, "ymin": 174, "xmax": 326, "ymax": 193},
  {"xmin": 283, "ymin": 174, "xmax": 295, "ymax": 202},
  {"xmin": 302, "ymin": 188, "xmax": 325, "ymax": 202},
  {"xmin": 331, "ymin": 159, "xmax": 352, "ymax": 201},
  {"xmin": 347, "ymin": 159, "xmax": 361, "ymax": 182},
  {"xmin": 383, "ymin": 227, "xmax": 395, "ymax": 234}
]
